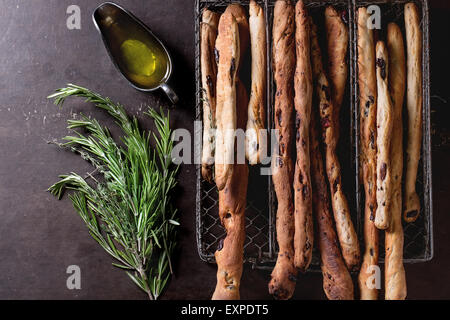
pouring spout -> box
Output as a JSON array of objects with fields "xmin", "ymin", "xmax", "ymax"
[{"xmin": 160, "ymin": 83, "xmax": 179, "ymax": 105}]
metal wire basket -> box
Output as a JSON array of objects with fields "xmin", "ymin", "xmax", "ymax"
[
  {"xmin": 195, "ymin": 0, "xmax": 275, "ymax": 269},
  {"xmin": 195, "ymin": 0, "xmax": 433, "ymax": 271}
]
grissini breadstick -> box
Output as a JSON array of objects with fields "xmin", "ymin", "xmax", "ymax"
[
  {"xmin": 246, "ymin": 0, "xmax": 267, "ymax": 165},
  {"xmin": 310, "ymin": 18, "xmax": 359, "ymax": 271},
  {"xmin": 324, "ymin": 5, "xmax": 348, "ymax": 138},
  {"xmin": 310, "ymin": 109, "xmax": 354, "ymax": 300},
  {"xmin": 374, "ymin": 41, "xmax": 393, "ymax": 230},
  {"xmin": 226, "ymin": 3, "xmax": 250, "ymax": 166},
  {"xmin": 357, "ymin": 7, "xmax": 379, "ymax": 300},
  {"xmin": 403, "ymin": 2, "xmax": 423, "ymax": 223},
  {"xmin": 213, "ymin": 4, "xmax": 250, "ymax": 300},
  {"xmin": 214, "ymin": 12, "xmax": 239, "ymax": 191},
  {"xmin": 212, "ymin": 165, "xmax": 247, "ymax": 300},
  {"xmin": 268, "ymin": 0, "xmax": 297, "ymax": 300},
  {"xmin": 293, "ymin": 0, "xmax": 313, "ymax": 272},
  {"xmin": 385, "ymin": 22, "xmax": 407, "ymax": 300},
  {"xmin": 201, "ymin": 9, "xmax": 220, "ymax": 182},
  {"xmin": 212, "ymin": 80, "xmax": 249, "ymax": 300}
]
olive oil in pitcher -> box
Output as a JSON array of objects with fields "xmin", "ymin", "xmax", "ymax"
[{"xmin": 93, "ymin": 3, "xmax": 174, "ymax": 95}]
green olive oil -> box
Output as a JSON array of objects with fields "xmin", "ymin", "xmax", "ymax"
[
  {"xmin": 120, "ymin": 39, "xmax": 156, "ymax": 76},
  {"xmin": 94, "ymin": 4, "xmax": 169, "ymax": 89}
]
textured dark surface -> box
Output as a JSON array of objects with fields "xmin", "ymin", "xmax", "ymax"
[{"xmin": 0, "ymin": 0, "xmax": 449, "ymax": 300}]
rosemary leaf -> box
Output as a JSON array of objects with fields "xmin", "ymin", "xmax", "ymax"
[{"xmin": 47, "ymin": 84, "xmax": 179, "ymax": 300}]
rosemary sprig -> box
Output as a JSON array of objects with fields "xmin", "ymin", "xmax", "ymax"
[{"xmin": 47, "ymin": 84, "xmax": 179, "ymax": 300}]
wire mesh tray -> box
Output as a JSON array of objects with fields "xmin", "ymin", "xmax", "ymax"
[
  {"xmin": 195, "ymin": 0, "xmax": 275, "ymax": 269},
  {"xmin": 195, "ymin": 0, "xmax": 433, "ymax": 271}
]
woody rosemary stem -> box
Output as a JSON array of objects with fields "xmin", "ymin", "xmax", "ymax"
[
  {"xmin": 47, "ymin": 84, "xmax": 179, "ymax": 300},
  {"xmin": 138, "ymin": 267, "xmax": 154, "ymax": 300}
]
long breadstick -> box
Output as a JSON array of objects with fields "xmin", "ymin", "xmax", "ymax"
[
  {"xmin": 213, "ymin": 4, "xmax": 250, "ymax": 300},
  {"xmin": 325, "ymin": 5, "xmax": 348, "ymax": 138},
  {"xmin": 357, "ymin": 7, "xmax": 379, "ymax": 300},
  {"xmin": 403, "ymin": 2, "xmax": 423, "ymax": 223},
  {"xmin": 213, "ymin": 165, "xmax": 247, "ymax": 300},
  {"xmin": 201, "ymin": 9, "xmax": 220, "ymax": 182},
  {"xmin": 268, "ymin": 0, "xmax": 297, "ymax": 300},
  {"xmin": 310, "ymin": 110, "xmax": 354, "ymax": 300},
  {"xmin": 293, "ymin": 0, "xmax": 313, "ymax": 272},
  {"xmin": 212, "ymin": 80, "xmax": 249, "ymax": 300},
  {"xmin": 374, "ymin": 41, "xmax": 393, "ymax": 230},
  {"xmin": 246, "ymin": 0, "xmax": 267, "ymax": 165},
  {"xmin": 385, "ymin": 22, "xmax": 407, "ymax": 300},
  {"xmin": 310, "ymin": 18, "xmax": 359, "ymax": 271},
  {"xmin": 214, "ymin": 12, "xmax": 239, "ymax": 191}
]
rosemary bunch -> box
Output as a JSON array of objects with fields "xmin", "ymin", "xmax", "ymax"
[{"xmin": 47, "ymin": 84, "xmax": 179, "ymax": 300}]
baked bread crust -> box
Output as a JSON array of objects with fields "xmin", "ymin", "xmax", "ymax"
[
  {"xmin": 310, "ymin": 106, "xmax": 354, "ymax": 300},
  {"xmin": 357, "ymin": 7, "xmax": 379, "ymax": 300},
  {"xmin": 225, "ymin": 4, "xmax": 250, "ymax": 62},
  {"xmin": 374, "ymin": 41, "xmax": 393, "ymax": 230},
  {"xmin": 385, "ymin": 22, "xmax": 407, "ymax": 300},
  {"xmin": 403, "ymin": 2, "xmax": 423, "ymax": 223},
  {"xmin": 324, "ymin": 6, "xmax": 348, "ymax": 139},
  {"xmin": 201, "ymin": 9, "xmax": 220, "ymax": 182},
  {"xmin": 214, "ymin": 12, "xmax": 240, "ymax": 191},
  {"xmin": 292, "ymin": 0, "xmax": 313, "ymax": 272},
  {"xmin": 212, "ymin": 80, "xmax": 249, "ymax": 300},
  {"xmin": 246, "ymin": 0, "xmax": 267, "ymax": 165},
  {"xmin": 311, "ymin": 18, "xmax": 359, "ymax": 271},
  {"xmin": 268, "ymin": 0, "xmax": 297, "ymax": 300},
  {"xmin": 213, "ymin": 4, "xmax": 250, "ymax": 300}
]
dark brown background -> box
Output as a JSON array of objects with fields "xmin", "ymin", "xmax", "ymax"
[{"xmin": 0, "ymin": 0, "xmax": 449, "ymax": 300}]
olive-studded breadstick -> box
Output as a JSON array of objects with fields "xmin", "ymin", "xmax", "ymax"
[
  {"xmin": 226, "ymin": 3, "xmax": 250, "ymax": 166},
  {"xmin": 357, "ymin": 7, "xmax": 379, "ymax": 300},
  {"xmin": 385, "ymin": 22, "xmax": 407, "ymax": 300},
  {"xmin": 213, "ymin": 4, "xmax": 250, "ymax": 300},
  {"xmin": 246, "ymin": 0, "xmax": 267, "ymax": 165},
  {"xmin": 325, "ymin": 5, "xmax": 348, "ymax": 139},
  {"xmin": 214, "ymin": 11, "xmax": 239, "ymax": 191},
  {"xmin": 212, "ymin": 80, "xmax": 249, "ymax": 300},
  {"xmin": 268, "ymin": 0, "xmax": 297, "ymax": 300},
  {"xmin": 310, "ymin": 110, "xmax": 354, "ymax": 300},
  {"xmin": 403, "ymin": 2, "xmax": 423, "ymax": 223},
  {"xmin": 292, "ymin": 0, "xmax": 313, "ymax": 272},
  {"xmin": 310, "ymin": 18, "xmax": 360, "ymax": 271},
  {"xmin": 201, "ymin": 9, "xmax": 220, "ymax": 182},
  {"xmin": 212, "ymin": 165, "xmax": 247, "ymax": 300},
  {"xmin": 374, "ymin": 41, "xmax": 393, "ymax": 230}
]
